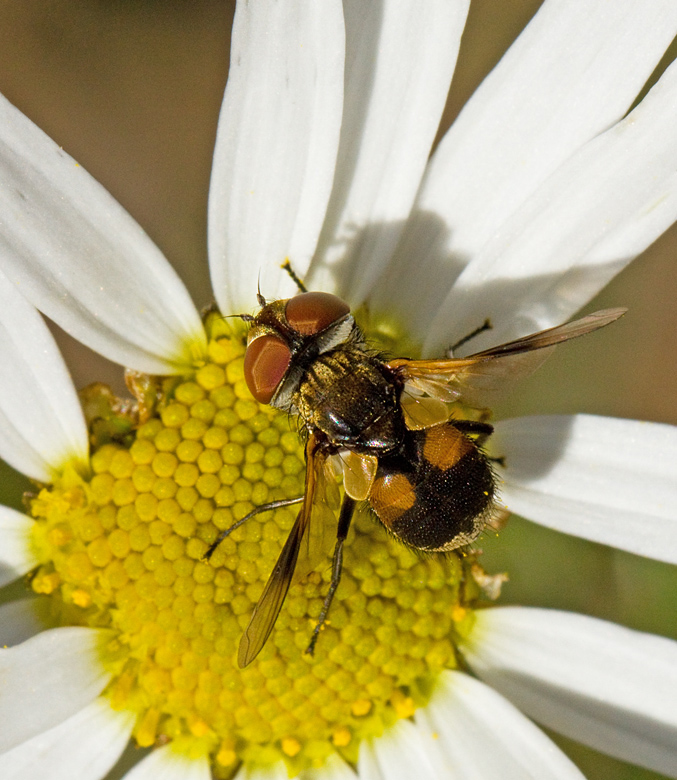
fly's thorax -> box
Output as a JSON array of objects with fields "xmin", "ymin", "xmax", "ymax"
[
  {"xmin": 292, "ymin": 346, "xmax": 405, "ymax": 454},
  {"xmin": 272, "ymin": 317, "xmax": 359, "ymax": 411}
]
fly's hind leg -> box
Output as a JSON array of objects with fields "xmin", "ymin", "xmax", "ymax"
[
  {"xmin": 305, "ymin": 495, "xmax": 357, "ymax": 656},
  {"xmin": 203, "ymin": 496, "xmax": 304, "ymax": 561},
  {"xmin": 447, "ymin": 319, "xmax": 492, "ymax": 355},
  {"xmin": 452, "ymin": 419, "xmax": 494, "ymax": 448},
  {"xmin": 454, "ymin": 419, "xmax": 505, "ymax": 465},
  {"xmin": 281, "ymin": 260, "xmax": 308, "ymax": 293}
]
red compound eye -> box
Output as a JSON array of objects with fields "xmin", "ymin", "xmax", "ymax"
[
  {"xmin": 244, "ymin": 335, "xmax": 292, "ymax": 404},
  {"xmin": 285, "ymin": 292, "xmax": 350, "ymax": 336}
]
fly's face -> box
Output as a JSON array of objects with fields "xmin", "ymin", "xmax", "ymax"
[{"xmin": 243, "ymin": 291, "xmax": 354, "ymax": 411}]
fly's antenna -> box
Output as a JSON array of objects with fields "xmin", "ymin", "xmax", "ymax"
[
  {"xmin": 281, "ymin": 260, "xmax": 308, "ymax": 293},
  {"xmin": 224, "ymin": 313, "xmax": 256, "ymax": 323},
  {"xmin": 256, "ymin": 272, "xmax": 267, "ymax": 307}
]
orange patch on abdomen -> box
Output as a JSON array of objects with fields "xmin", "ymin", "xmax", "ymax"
[
  {"xmin": 369, "ymin": 472, "xmax": 416, "ymax": 525},
  {"xmin": 422, "ymin": 424, "xmax": 472, "ymax": 471}
]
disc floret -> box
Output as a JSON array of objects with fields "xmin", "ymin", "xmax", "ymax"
[{"xmin": 26, "ymin": 312, "xmax": 491, "ymax": 775}]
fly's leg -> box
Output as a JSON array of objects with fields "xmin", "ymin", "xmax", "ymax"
[
  {"xmin": 203, "ymin": 496, "xmax": 304, "ymax": 560},
  {"xmin": 281, "ymin": 260, "xmax": 308, "ymax": 293},
  {"xmin": 454, "ymin": 419, "xmax": 505, "ymax": 465},
  {"xmin": 453, "ymin": 419, "xmax": 494, "ymax": 448},
  {"xmin": 305, "ymin": 495, "xmax": 357, "ymax": 656},
  {"xmin": 447, "ymin": 319, "xmax": 492, "ymax": 355}
]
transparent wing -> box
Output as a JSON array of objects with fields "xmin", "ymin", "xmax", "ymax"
[
  {"xmin": 388, "ymin": 308, "xmax": 625, "ymax": 408},
  {"xmin": 400, "ymin": 390, "xmax": 451, "ymax": 429},
  {"xmin": 294, "ymin": 456, "xmax": 338, "ymax": 584},
  {"xmin": 465, "ymin": 308, "xmax": 626, "ymax": 358},
  {"xmin": 238, "ymin": 433, "xmax": 325, "ymax": 668},
  {"xmin": 293, "ymin": 448, "xmax": 378, "ymax": 581}
]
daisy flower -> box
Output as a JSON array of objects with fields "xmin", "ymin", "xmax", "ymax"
[{"xmin": 1, "ymin": 2, "xmax": 676, "ymax": 780}]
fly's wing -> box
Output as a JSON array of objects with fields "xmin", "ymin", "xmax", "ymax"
[
  {"xmin": 238, "ymin": 433, "xmax": 325, "ymax": 668},
  {"xmin": 399, "ymin": 391, "xmax": 451, "ymax": 430},
  {"xmin": 295, "ymin": 450, "xmax": 377, "ymax": 579},
  {"xmin": 294, "ymin": 456, "xmax": 339, "ymax": 584},
  {"xmin": 389, "ymin": 309, "xmax": 626, "ymax": 409},
  {"xmin": 465, "ymin": 308, "xmax": 626, "ymax": 357}
]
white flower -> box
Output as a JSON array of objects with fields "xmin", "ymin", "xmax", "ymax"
[{"xmin": 0, "ymin": 2, "xmax": 676, "ymax": 780}]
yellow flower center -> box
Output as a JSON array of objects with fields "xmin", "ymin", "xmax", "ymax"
[{"xmin": 27, "ymin": 313, "xmax": 490, "ymax": 776}]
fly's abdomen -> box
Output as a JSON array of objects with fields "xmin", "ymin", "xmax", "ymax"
[{"xmin": 368, "ymin": 423, "xmax": 495, "ymax": 551}]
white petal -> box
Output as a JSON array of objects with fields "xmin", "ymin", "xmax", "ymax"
[
  {"xmin": 0, "ymin": 698, "xmax": 133, "ymax": 780},
  {"xmin": 235, "ymin": 757, "xmax": 355, "ymax": 780},
  {"xmin": 425, "ymin": 57, "xmax": 677, "ymax": 355},
  {"xmin": 0, "ymin": 92, "xmax": 206, "ymax": 375},
  {"xmin": 492, "ymin": 415, "xmax": 677, "ymax": 564},
  {"xmin": 377, "ymin": 0, "xmax": 677, "ymax": 342},
  {"xmin": 0, "ymin": 598, "xmax": 50, "ymax": 647},
  {"xmin": 308, "ymin": 0, "xmax": 469, "ymax": 302},
  {"xmin": 299, "ymin": 753, "xmax": 356, "ymax": 780},
  {"xmin": 209, "ymin": 0, "xmax": 345, "ymax": 313},
  {"xmin": 415, "ymin": 670, "xmax": 585, "ymax": 779},
  {"xmin": 0, "ymin": 507, "xmax": 38, "ymax": 586},
  {"xmin": 233, "ymin": 765, "xmax": 287, "ymax": 780},
  {"xmin": 463, "ymin": 607, "xmax": 677, "ymax": 778},
  {"xmin": 357, "ymin": 719, "xmax": 439, "ymax": 780},
  {"xmin": 0, "ymin": 270, "xmax": 88, "ymax": 481},
  {"xmin": 0, "ymin": 627, "xmax": 112, "ymax": 753},
  {"xmin": 122, "ymin": 744, "xmax": 210, "ymax": 780}
]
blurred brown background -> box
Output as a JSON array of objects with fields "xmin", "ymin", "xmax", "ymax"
[{"xmin": 0, "ymin": 2, "xmax": 674, "ymax": 778}]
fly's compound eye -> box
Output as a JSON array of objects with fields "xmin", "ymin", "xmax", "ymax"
[
  {"xmin": 285, "ymin": 291, "xmax": 350, "ymax": 336},
  {"xmin": 244, "ymin": 335, "xmax": 292, "ymax": 404}
]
